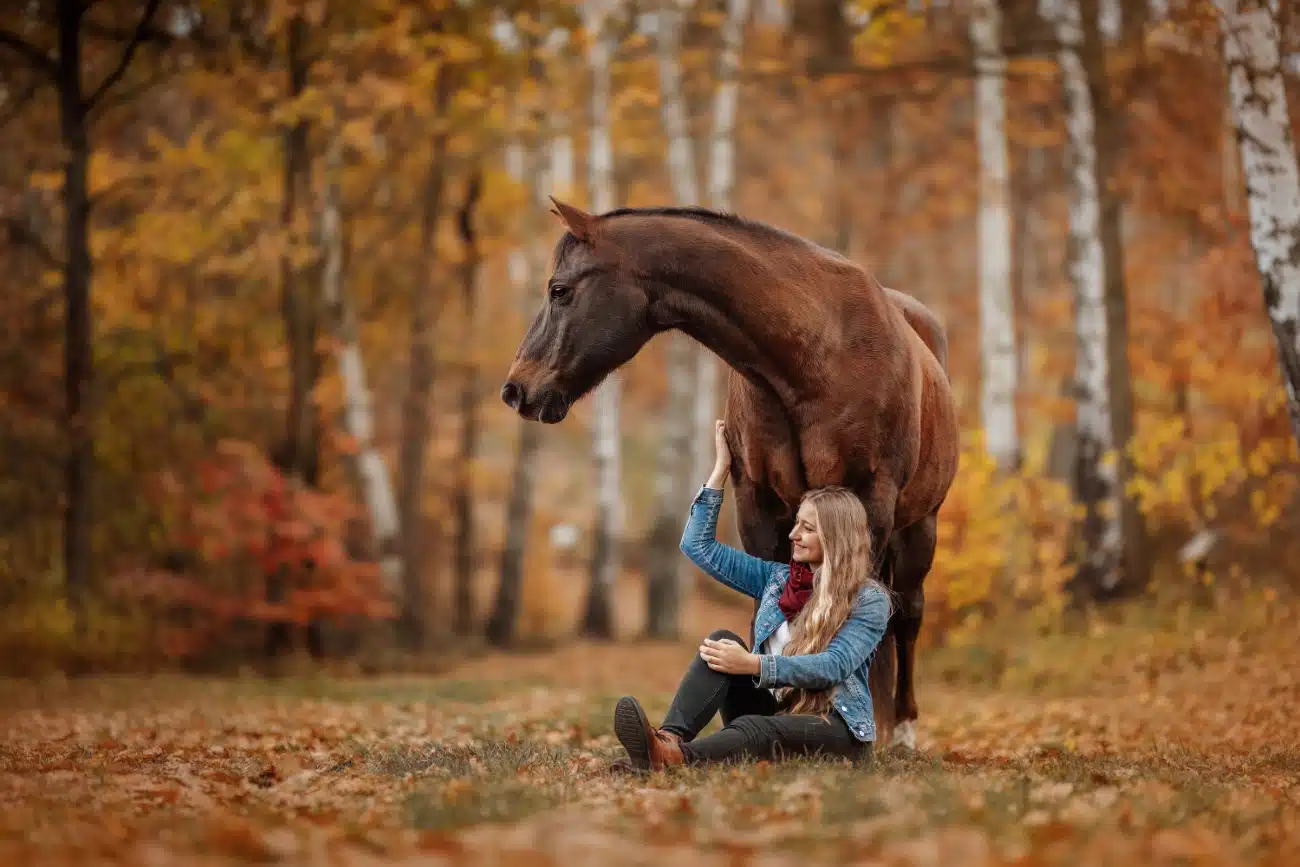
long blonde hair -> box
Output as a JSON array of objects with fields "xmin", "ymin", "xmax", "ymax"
[{"xmin": 780, "ymin": 486, "xmax": 890, "ymax": 716}]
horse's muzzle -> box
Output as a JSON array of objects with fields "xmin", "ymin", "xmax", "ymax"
[{"xmin": 501, "ymin": 380, "xmax": 569, "ymax": 424}]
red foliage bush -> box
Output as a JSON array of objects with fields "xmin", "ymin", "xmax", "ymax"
[{"xmin": 117, "ymin": 439, "xmax": 394, "ymax": 659}]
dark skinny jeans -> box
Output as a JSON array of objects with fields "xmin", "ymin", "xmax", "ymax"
[{"xmin": 659, "ymin": 629, "xmax": 873, "ymax": 766}]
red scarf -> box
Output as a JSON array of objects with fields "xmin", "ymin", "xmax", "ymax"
[{"xmin": 778, "ymin": 560, "xmax": 815, "ymax": 622}]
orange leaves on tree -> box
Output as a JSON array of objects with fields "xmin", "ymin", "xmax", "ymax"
[{"xmin": 123, "ymin": 439, "xmax": 394, "ymax": 659}]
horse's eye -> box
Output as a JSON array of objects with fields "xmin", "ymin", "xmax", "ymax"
[{"xmin": 549, "ymin": 284, "xmax": 572, "ymax": 304}]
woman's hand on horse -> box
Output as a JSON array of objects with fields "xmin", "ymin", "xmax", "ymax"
[
  {"xmin": 706, "ymin": 420, "xmax": 731, "ymax": 490},
  {"xmin": 714, "ymin": 420, "xmax": 731, "ymax": 468},
  {"xmin": 699, "ymin": 637, "xmax": 759, "ymax": 676}
]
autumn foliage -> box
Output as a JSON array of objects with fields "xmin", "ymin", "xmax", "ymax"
[
  {"xmin": 1, "ymin": 1, "xmax": 1298, "ymax": 667},
  {"xmin": 5, "ymin": 4, "xmax": 1300, "ymax": 862},
  {"xmin": 117, "ymin": 440, "xmax": 394, "ymax": 661}
]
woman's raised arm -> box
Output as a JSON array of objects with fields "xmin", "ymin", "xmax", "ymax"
[{"xmin": 678, "ymin": 421, "xmax": 780, "ymax": 600}]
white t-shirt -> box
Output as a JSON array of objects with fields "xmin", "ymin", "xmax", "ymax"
[
  {"xmin": 760, "ymin": 621, "xmax": 792, "ymax": 693},
  {"xmin": 762, "ymin": 620, "xmax": 791, "ymax": 657}
]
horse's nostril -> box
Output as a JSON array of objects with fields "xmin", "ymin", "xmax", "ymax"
[{"xmin": 501, "ymin": 381, "xmax": 524, "ymax": 410}]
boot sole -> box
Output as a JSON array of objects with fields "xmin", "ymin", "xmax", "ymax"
[{"xmin": 613, "ymin": 696, "xmax": 653, "ymax": 771}]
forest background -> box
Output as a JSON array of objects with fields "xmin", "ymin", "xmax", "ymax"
[{"xmin": 1, "ymin": 0, "xmax": 1298, "ymax": 674}]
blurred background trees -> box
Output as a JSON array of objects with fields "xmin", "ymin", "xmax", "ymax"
[{"xmin": 1, "ymin": 0, "xmax": 1298, "ymax": 674}]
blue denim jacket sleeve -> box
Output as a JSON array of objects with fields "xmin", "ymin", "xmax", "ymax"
[
  {"xmin": 679, "ymin": 486, "xmax": 779, "ymax": 600},
  {"xmin": 756, "ymin": 586, "xmax": 890, "ymax": 689}
]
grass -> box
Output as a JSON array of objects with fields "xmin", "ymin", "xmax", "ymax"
[{"xmin": 1, "ymin": 591, "xmax": 1298, "ymax": 865}]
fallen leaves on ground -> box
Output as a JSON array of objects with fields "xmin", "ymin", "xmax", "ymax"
[{"xmin": 2, "ymin": 597, "xmax": 1299, "ymax": 866}]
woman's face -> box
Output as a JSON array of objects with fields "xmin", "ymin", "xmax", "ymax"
[{"xmin": 789, "ymin": 501, "xmax": 823, "ymax": 565}]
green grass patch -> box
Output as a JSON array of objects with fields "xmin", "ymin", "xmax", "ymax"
[{"xmin": 394, "ymin": 740, "xmax": 583, "ymax": 831}]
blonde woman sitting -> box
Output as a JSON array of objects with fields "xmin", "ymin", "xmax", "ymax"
[{"xmin": 612, "ymin": 420, "xmax": 892, "ymax": 771}]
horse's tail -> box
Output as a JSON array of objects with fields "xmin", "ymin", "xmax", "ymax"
[{"xmin": 868, "ymin": 634, "xmax": 896, "ymax": 744}]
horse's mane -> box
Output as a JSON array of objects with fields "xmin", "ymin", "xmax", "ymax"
[{"xmin": 552, "ymin": 205, "xmax": 846, "ymax": 267}]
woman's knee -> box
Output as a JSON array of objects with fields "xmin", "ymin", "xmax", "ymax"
[{"xmin": 706, "ymin": 628, "xmax": 746, "ymax": 648}]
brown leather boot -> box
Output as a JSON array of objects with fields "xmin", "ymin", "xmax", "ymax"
[{"xmin": 613, "ymin": 696, "xmax": 685, "ymax": 772}]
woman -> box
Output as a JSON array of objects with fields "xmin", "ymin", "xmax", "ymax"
[{"xmin": 612, "ymin": 420, "xmax": 891, "ymax": 772}]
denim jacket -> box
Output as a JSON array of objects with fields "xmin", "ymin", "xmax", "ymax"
[{"xmin": 679, "ymin": 485, "xmax": 890, "ymax": 742}]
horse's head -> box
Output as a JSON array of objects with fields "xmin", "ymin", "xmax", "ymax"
[{"xmin": 501, "ymin": 198, "xmax": 655, "ymax": 424}]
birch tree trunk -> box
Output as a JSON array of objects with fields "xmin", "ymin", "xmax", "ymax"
[
  {"xmin": 1048, "ymin": 0, "xmax": 1123, "ymax": 594},
  {"xmin": 1215, "ymin": 0, "xmax": 1300, "ymax": 443},
  {"xmin": 692, "ymin": 0, "xmax": 750, "ymax": 492},
  {"xmin": 581, "ymin": 0, "xmax": 623, "ymax": 639},
  {"xmin": 970, "ymin": 0, "xmax": 1020, "ymax": 470},
  {"xmin": 1011, "ymin": 132, "xmax": 1044, "ymax": 392},
  {"xmin": 645, "ymin": 0, "xmax": 700, "ymax": 640},
  {"xmin": 319, "ymin": 141, "xmax": 402, "ymax": 602},
  {"xmin": 1080, "ymin": 0, "xmax": 1147, "ymax": 594}
]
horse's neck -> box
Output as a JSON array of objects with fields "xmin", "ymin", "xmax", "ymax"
[{"xmin": 644, "ymin": 233, "xmax": 863, "ymax": 406}]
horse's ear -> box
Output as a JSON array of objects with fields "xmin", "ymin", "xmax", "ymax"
[{"xmin": 549, "ymin": 197, "xmax": 594, "ymax": 241}]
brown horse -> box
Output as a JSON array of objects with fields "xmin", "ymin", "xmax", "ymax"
[{"xmin": 501, "ymin": 201, "xmax": 959, "ymax": 749}]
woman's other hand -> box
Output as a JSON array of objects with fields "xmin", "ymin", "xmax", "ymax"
[
  {"xmin": 699, "ymin": 637, "xmax": 759, "ymax": 676},
  {"xmin": 706, "ymin": 420, "xmax": 731, "ymax": 489}
]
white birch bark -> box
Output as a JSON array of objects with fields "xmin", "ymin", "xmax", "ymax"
[
  {"xmin": 1215, "ymin": 0, "xmax": 1300, "ymax": 441},
  {"xmin": 756, "ymin": 0, "xmax": 788, "ymax": 28},
  {"xmin": 970, "ymin": 0, "xmax": 1020, "ymax": 470},
  {"xmin": 645, "ymin": 0, "xmax": 701, "ymax": 639},
  {"xmin": 1099, "ymin": 0, "xmax": 1120, "ymax": 40},
  {"xmin": 692, "ymin": 0, "xmax": 752, "ymax": 492},
  {"xmin": 319, "ymin": 141, "xmax": 402, "ymax": 598},
  {"xmin": 582, "ymin": 0, "xmax": 624, "ymax": 638},
  {"xmin": 1047, "ymin": 0, "xmax": 1123, "ymax": 588}
]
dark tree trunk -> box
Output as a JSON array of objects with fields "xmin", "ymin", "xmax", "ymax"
[
  {"xmin": 397, "ymin": 67, "xmax": 454, "ymax": 650},
  {"xmin": 581, "ymin": 508, "xmax": 617, "ymax": 639},
  {"xmin": 1079, "ymin": 0, "xmax": 1148, "ymax": 597},
  {"xmin": 268, "ymin": 13, "xmax": 323, "ymax": 661},
  {"xmin": 278, "ymin": 15, "xmax": 320, "ymax": 492},
  {"xmin": 452, "ymin": 170, "xmax": 482, "ymax": 636},
  {"xmin": 644, "ymin": 514, "xmax": 681, "ymax": 639},
  {"xmin": 488, "ymin": 114, "xmax": 545, "ymax": 648},
  {"xmin": 56, "ymin": 0, "xmax": 92, "ymax": 625},
  {"xmin": 486, "ymin": 421, "xmax": 541, "ymax": 646}
]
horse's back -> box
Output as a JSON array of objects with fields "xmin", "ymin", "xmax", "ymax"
[{"xmin": 883, "ymin": 286, "xmax": 948, "ymax": 373}]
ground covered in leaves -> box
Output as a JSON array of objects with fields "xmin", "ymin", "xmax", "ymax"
[{"xmin": 3, "ymin": 594, "xmax": 1299, "ymax": 866}]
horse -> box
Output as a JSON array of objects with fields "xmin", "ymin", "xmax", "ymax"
[{"xmin": 500, "ymin": 200, "xmax": 959, "ymax": 749}]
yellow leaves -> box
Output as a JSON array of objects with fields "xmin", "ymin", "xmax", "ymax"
[
  {"xmin": 611, "ymin": 83, "xmax": 660, "ymax": 117},
  {"xmin": 752, "ymin": 57, "xmax": 790, "ymax": 75},
  {"xmin": 88, "ymin": 150, "xmax": 141, "ymax": 201},
  {"xmin": 27, "ymin": 169, "xmax": 63, "ymax": 193},
  {"xmin": 1007, "ymin": 56, "xmax": 1060, "ymax": 81},
  {"xmin": 271, "ymin": 85, "xmax": 334, "ymax": 129},
  {"xmin": 339, "ymin": 118, "xmax": 381, "ymax": 156},
  {"xmin": 437, "ymin": 33, "xmax": 484, "ymax": 64},
  {"xmin": 929, "ymin": 435, "xmax": 1073, "ymax": 641},
  {"xmin": 451, "ymin": 87, "xmax": 487, "ymax": 115},
  {"xmin": 850, "ymin": 0, "xmax": 924, "ymax": 65},
  {"xmin": 265, "ymin": 0, "xmax": 327, "ymax": 35}
]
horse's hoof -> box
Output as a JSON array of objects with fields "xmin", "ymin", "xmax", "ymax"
[{"xmin": 891, "ymin": 719, "xmax": 917, "ymax": 751}]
